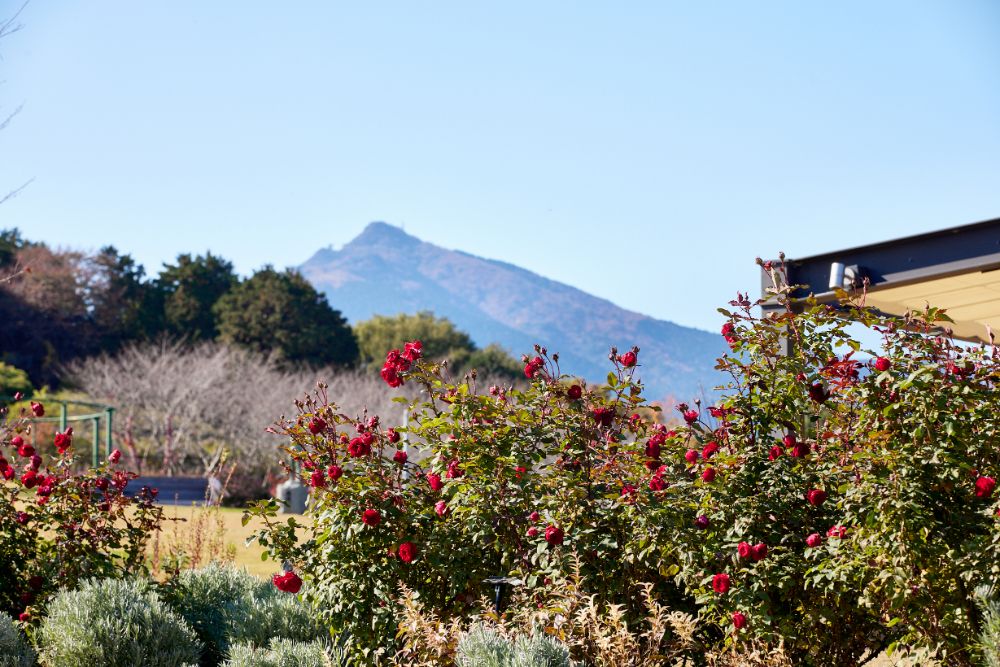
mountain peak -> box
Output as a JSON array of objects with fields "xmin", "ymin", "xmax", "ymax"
[
  {"xmin": 301, "ymin": 224, "xmax": 724, "ymax": 401},
  {"xmin": 350, "ymin": 221, "xmax": 420, "ymax": 247}
]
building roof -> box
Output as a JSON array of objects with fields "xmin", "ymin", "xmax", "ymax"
[{"xmin": 767, "ymin": 217, "xmax": 1000, "ymax": 343}]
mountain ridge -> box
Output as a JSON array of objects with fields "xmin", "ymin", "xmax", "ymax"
[{"xmin": 300, "ymin": 222, "xmax": 724, "ymax": 401}]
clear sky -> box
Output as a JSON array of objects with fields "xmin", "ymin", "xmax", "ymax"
[{"xmin": 1, "ymin": 1, "xmax": 998, "ymax": 332}]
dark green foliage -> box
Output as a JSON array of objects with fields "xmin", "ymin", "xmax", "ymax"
[
  {"xmin": 214, "ymin": 267, "xmax": 358, "ymax": 366},
  {"xmin": 0, "ymin": 362, "xmax": 31, "ymax": 397},
  {"xmin": 89, "ymin": 245, "xmax": 162, "ymax": 347},
  {"xmin": 156, "ymin": 252, "xmax": 238, "ymax": 341}
]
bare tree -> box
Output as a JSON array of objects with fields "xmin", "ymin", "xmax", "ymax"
[
  {"xmin": 69, "ymin": 342, "xmax": 405, "ymax": 478},
  {"xmin": 0, "ymin": 1, "xmax": 33, "ymax": 208}
]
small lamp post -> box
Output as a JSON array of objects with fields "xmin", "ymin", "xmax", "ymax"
[{"xmin": 482, "ymin": 576, "xmax": 523, "ymax": 614}]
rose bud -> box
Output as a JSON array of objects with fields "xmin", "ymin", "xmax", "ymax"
[{"xmin": 805, "ymin": 533, "xmax": 823, "ymax": 548}]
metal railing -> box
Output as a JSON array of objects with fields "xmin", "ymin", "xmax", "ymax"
[{"xmin": 3, "ymin": 397, "xmax": 115, "ymax": 467}]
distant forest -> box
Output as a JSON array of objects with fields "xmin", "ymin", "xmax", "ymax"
[{"xmin": 0, "ymin": 229, "xmax": 521, "ymax": 391}]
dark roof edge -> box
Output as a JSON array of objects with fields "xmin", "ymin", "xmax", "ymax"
[{"xmin": 786, "ymin": 216, "xmax": 1000, "ymax": 265}]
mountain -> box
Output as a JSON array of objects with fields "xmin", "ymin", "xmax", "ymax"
[{"xmin": 300, "ymin": 222, "xmax": 725, "ymax": 402}]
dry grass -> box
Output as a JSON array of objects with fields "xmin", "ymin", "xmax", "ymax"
[
  {"xmin": 147, "ymin": 504, "xmax": 276, "ymax": 579},
  {"xmin": 394, "ymin": 556, "xmax": 698, "ymax": 667}
]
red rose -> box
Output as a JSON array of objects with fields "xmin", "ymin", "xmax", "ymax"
[
  {"xmin": 721, "ymin": 322, "xmax": 738, "ymax": 344},
  {"xmin": 806, "ymin": 489, "xmax": 828, "ymax": 506},
  {"xmin": 702, "ymin": 442, "xmax": 719, "ymax": 459},
  {"xmin": 976, "ymin": 476, "xmax": 996, "ymax": 499},
  {"xmin": 327, "ymin": 465, "xmax": 343, "ymax": 481},
  {"xmin": 701, "ymin": 467, "xmax": 716, "ymax": 483},
  {"xmin": 30, "ymin": 402, "xmax": 44, "ymax": 417},
  {"xmin": 427, "ymin": 473, "xmax": 443, "ymax": 492},
  {"xmin": 393, "ymin": 450, "xmax": 408, "ymax": 464},
  {"xmin": 398, "ymin": 541, "xmax": 416, "ymax": 563},
  {"xmin": 108, "ymin": 448, "xmax": 122, "ymax": 464},
  {"xmin": 618, "ymin": 351, "xmax": 637, "ymax": 368},
  {"xmin": 309, "ymin": 470, "xmax": 325, "ymax": 488},
  {"xmin": 683, "ymin": 410, "xmax": 699, "ymax": 424},
  {"xmin": 768, "ymin": 445, "xmax": 784, "ymax": 461},
  {"xmin": 684, "ymin": 449, "xmax": 700, "ymax": 464},
  {"xmin": 791, "ymin": 442, "xmax": 811, "ymax": 458},
  {"xmin": 827, "ymin": 525, "xmax": 847, "ymax": 539},
  {"xmin": 524, "ymin": 356, "xmax": 544, "ymax": 379},
  {"xmin": 387, "ymin": 428, "xmax": 400, "ymax": 443},
  {"xmin": 54, "ymin": 431, "xmax": 72, "ymax": 453},
  {"xmin": 17, "ymin": 444, "xmax": 34, "ymax": 458},
  {"xmin": 591, "ymin": 407, "xmax": 614, "ymax": 427},
  {"xmin": 645, "ymin": 440, "xmax": 661, "ymax": 460},
  {"xmin": 272, "ymin": 571, "xmax": 303, "ymax": 593},
  {"xmin": 874, "ymin": 357, "xmax": 891, "ymax": 372},
  {"xmin": 529, "ymin": 511, "xmax": 540, "ymax": 522},
  {"xmin": 805, "ymin": 533, "xmax": 823, "ymax": 548},
  {"xmin": 711, "ymin": 573, "xmax": 731, "ymax": 594},
  {"xmin": 648, "ymin": 475, "xmax": 667, "ymax": 492},
  {"xmin": 20, "ymin": 470, "xmax": 38, "ymax": 488},
  {"xmin": 15, "ymin": 512, "xmax": 28, "ymax": 525},
  {"xmin": 11, "ymin": 436, "xmax": 24, "ymax": 449},
  {"xmin": 381, "ymin": 362, "xmax": 403, "ymax": 388},
  {"xmin": 751, "ymin": 543, "xmax": 768, "ymax": 561},
  {"xmin": 434, "ymin": 500, "xmax": 448, "ymax": 517},
  {"xmin": 545, "ymin": 524, "xmax": 564, "ymax": 546},
  {"xmin": 403, "ymin": 340, "xmax": 423, "ymax": 361},
  {"xmin": 527, "ymin": 527, "xmax": 539, "ymax": 538},
  {"xmin": 307, "ymin": 417, "xmax": 326, "ymax": 434},
  {"xmin": 732, "ymin": 611, "xmax": 747, "ymax": 630},
  {"xmin": 737, "ymin": 541, "xmax": 752, "ymax": 559},
  {"xmin": 567, "ymin": 384, "xmax": 582, "ymax": 400},
  {"xmin": 446, "ymin": 460, "xmax": 463, "ymax": 479},
  {"xmin": 347, "ymin": 438, "xmax": 371, "ymax": 458},
  {"xmin": 362, "ymin": 508, "xmax": 381, "ymax": 527}
]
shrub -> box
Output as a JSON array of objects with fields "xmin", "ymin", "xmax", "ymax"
[
  {"xmin": 35, "ymin": 577, "xmax": 201, "ymax": 667},
  {"xmin": 167, "ymin": 563, "xmax": 325, "ymax": 666},
  {"xmin": 0, "ymin": 399, "xmax": 164, "ymax": 621},
  {"xmin": 977, "ymin": 586, "xmax": 1000, "ymax": 667},
  {"xmin": 222, "ymin": 639, "xmax": 339, "ymax": 667},
  {"xmin": 0, "ymin": 611, "xmax": 35, "ymax": 667},
  {"xmin": 248, "ymin": 261, "xmax": 1000, "ymax": 664},
  {"xmin": 455, "ymin": 625, "xmax": 570, "ymax": 667},
  {"xmin": 0, "ymin": 363, "xmax": 32, "ymax": 398}
]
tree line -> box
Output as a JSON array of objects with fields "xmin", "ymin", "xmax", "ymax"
[{"xmin": 0, "ymin": 228, "xmax": 521, "ymax": 390}]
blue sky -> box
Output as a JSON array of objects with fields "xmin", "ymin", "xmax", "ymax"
[{"xmin": 1, "ymin": 1, "xmax": 998, "ymax": 332}]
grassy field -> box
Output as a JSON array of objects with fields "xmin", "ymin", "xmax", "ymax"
[{"xmin": 151, "ymin": 503, "xmax": 278, "ymax": 578}]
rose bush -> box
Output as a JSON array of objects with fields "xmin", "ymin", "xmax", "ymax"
[
  {"xmin": 0, "ymin": 399, "xmax": 164, "ymax": 621},
  {"xmin": 248, "ymin": 262, "xmax": 999, "ymax": 665}
]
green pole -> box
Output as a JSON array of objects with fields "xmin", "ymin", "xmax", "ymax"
[
  {"xmin": 104, "ymin": 408, "xmax": 114, "ymax": 458},
  {"xmin": 59, "ymin": 402, "xmax": 68, "ymax": 432},
  {"xmin": 92, "ymin": 417, "xmax": 100, "ymax": 468}
]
